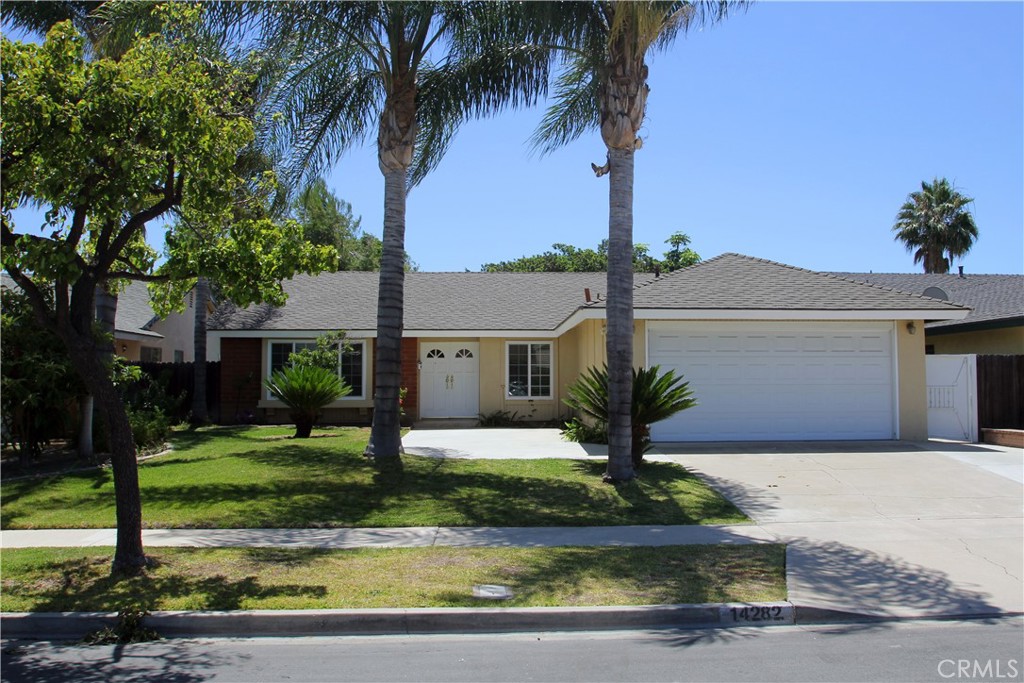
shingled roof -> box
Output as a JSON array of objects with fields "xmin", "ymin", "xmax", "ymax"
[
  {"xmin": 832, "ymin": 271, "xmax": 1023, "ymax": 330},
  {"xmin": 210, "ymin": 272, "xmax": 648, "ymax": 333},
  {"xmin": 211, "ymin": 254, "xmax": 969, "ymax": 334},
  {"xmin": 599, "ymin": 253, "xmax": 970, "ymax": 315}
]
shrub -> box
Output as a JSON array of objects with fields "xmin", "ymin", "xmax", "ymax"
[
  {"xmin": 561, "ymin": 417, "xmax": 608, "ymax": 444},
  {"xmin": 563, "ymin": 365, "xmax": 697, "ymax": 467},
  {"xmin": 264, "ymin": 365, "xmax": 350, "ymax": 438},
  {"xmin": 127, "ymin": 407, "xmax": 171, "ymax": 451},
  {"xmin": 477, "ymin": 410, "xmax": 524, "ymax": 427}
]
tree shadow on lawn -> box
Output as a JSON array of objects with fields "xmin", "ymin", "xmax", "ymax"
[
  {"xmin": 9, "ymin": 551, "xmax": 327, "ymax": 613},
  {"xmin": 428, "ymin": 544, "xmax": 785, "ymax": 608},
  {"xmin": 132, "ymin": 448, "xmax": 736, "ymax": 528}
]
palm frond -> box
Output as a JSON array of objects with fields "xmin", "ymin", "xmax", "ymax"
[{"xmin": 530, "ymin": 56, "xmax": 601, "ymax": 156}]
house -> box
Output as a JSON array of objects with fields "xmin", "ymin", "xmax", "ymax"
[
  {"xmin": 208, "ymin": 253, "xmax": 969, "ymax": 442},
  {"xmin": 832, "ymin": 271, "xmax": 1023, "ymax": 356},
  {"xmin": 1, "ymin": 275, "xmax": 210, "ymax": 363},
  {"xmin": 113, "ymin": 280, "xmax": 212, "ymax": 363}
]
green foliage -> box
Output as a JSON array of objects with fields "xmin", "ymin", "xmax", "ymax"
[
  {"xmin": 561, "ymin": 417, "xmax": 608, "ymax": 445},
  {"xmin": 477, "ymin": 410, "xmax": 525, "ymax": 427},
  {"xmin": 481, "ymin": 235, "xmax": 701, "ymax": 273},
  {"xmin": 287, "ymin": 331, "xmax": 350, "ymax": 373},
  {"xmin": 1, "ymin": 10, "xmax": 334, "ymax": 313},
  {"xmin": 564, "ymin": 365, "xmax": 697, "ymax": 467},
  {"xmin": 264, "ymin": 366, "xmax": 350, "ymax": 439},
  {"xmin": 293, "ymin": 178, "xmax": 408, "ymax": 272},
  {"xmin": 82, "ymin": 608, "xmax": 161, "ymax": 645},
  {"xmin": 892, "ymin": 177, "xmax": 979, "ymax": 274},
  {"xmin": 0, "ymin": 287, "xmax": 83, "ymax": 462}
]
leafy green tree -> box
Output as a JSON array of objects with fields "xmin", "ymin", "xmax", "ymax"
[
  {"xmin": 293, "ymin": 178, "xmax": 416, "ymax": 272},
  {"xmin": 524, "ymin": 1, "xmax": 742, "ymax": 482},
  {"xmin": 482, "ymin": 234, "xmax": 701, "ymax": 273},
  {"xmin": 249, "ymin": 2, "xmax": 551, "ymax": 461},
  {"xmin": 0, "ymin": 13, "xmax": 332, "ymax": 574},
  {"xmin": 564, "ymin": 364, "xmax": 697, "ymax": 467},
  {"xmin": 662, "ymin": 231, "xmax": 700, "ymax": 271},
  {"xmin": 892, "ymin": 177, "xmax": 979, "ymax": 274}
]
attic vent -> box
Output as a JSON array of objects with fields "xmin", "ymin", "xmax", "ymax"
[{"xmin": 922, "ymin": 286, "xmax": 949, "ymax": 301}]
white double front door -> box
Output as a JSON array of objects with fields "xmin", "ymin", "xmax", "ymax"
[{"xmin": 420, "ymin": 342, "xmax": 480, "ymax": 418}]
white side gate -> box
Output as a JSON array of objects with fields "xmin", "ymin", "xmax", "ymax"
[{"xmin": 925, "ymin": 354, "xmax": 978, "ymax": 442}]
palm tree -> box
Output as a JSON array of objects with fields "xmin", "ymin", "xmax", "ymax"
[
  {"xmin": 526, "ymin": 1, "xmax": 744, "ymax": 482},
  {"xmin": 893, "ymin": 177, "xmax": 979, "ymax": 274},
  {"xmin": 251, "ymin": 2, "xmax": 551, "ymax": 460}
]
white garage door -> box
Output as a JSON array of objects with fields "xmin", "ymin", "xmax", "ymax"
[{"xmin": 648, "ymin": 321, "xmax": 896, "ymax": 442}]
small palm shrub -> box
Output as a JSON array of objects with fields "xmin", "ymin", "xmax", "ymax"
[
  {"xmin": 264, "ymin": 365, "xmax": 350, "ymax": 438},
  {"xmin": 564, "ymin": 365, "xmax": 697, "ymax": 467}
]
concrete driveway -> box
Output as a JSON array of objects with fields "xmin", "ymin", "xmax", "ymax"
[
  {"xmin": 404, "ymin": 429, "xmax": 1022, "ymax": 619},
  {"xmin": 655, "ymin": 441, "xmax": 1023, "ymax": 619}
]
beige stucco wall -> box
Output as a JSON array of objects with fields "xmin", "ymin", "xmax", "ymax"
[
  {"xmin": 927, "ymin": 326, "xmax": 1024, "ymax": 355},
  {"xmin": 477, "ymin": 337, "xmax": 566, "ymax": 422},
  {"xmin": 896, "ymin": 320, "xmax": 928, "ymax": 441}
]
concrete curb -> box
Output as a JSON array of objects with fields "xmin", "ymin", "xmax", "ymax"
[{"xmin": 0, "ymin": 602, "xmax": 797, "ymax": 640}]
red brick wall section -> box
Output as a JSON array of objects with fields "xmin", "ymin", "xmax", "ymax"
[
  {"xmin": 219, "ymin": 338, "xmax": 262, "ymax": 424},
  {"xmin": 400, "ymin": 337, "xmax": 419, "ymax": 415}
]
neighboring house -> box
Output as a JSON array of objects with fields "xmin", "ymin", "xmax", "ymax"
[
  {"xmin": 209, "ymin": 253, "xmax": 969, "ymax": 442},
  {"xmin": 1, "ymin": 275, "xmax": 210, "ymax": 363},
  {"xmin": 833, "ymin": 272, "xmax": 1023, "ymax": 355},
  {"xmin": 113, "ymin": 280, "xmax": 211, "ymax": 363}
]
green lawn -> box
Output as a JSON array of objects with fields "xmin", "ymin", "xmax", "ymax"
[
  {"xmin": 1, "ymin": 426, "xmax": 746, "ymax": 530},
  {"xmin": 0, "ymin": 545, "xmax": 785, "ymax": 612}
]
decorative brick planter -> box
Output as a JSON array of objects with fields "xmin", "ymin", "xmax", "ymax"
[{"xmin": 981, "ymin": 428, "xmax": 1024, "ymax": 449}]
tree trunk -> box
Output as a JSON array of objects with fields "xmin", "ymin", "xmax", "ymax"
[
  {"xmin": 365, "ymin": 168, "xmax": 407, "ymax": 459},
  {"xmin": 604, "ymin": 145, "xmax": 636, "ymax": 483},
  {"xmin": 191, "ymin": 277, "xmax": 210, "ymax": 423},
  {"xmin": 365, "ymin": 61, "xmax": 416, "ymax": 462},
  {"xmin": 78, "ymin": 395, "xmax": 94, "ymax": 461},
  {"xmin": 68, "ymin": 283, "xmax": 146, "ymax": 575}
]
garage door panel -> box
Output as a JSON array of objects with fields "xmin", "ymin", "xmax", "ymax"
[{"xmin": 648, "ymin": 322, "xmax": 895, "ymax": 442}]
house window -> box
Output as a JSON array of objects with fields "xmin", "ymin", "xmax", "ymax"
[
  {"xmin": 507, "ymin": 342, "xmax": 552, "ymax": 398},
  {"xmin": 174, "ymin": 350, "xmax": 185, "ymax": 363},
  {"xmin": 268, "ymin": 340, "xmax": 365, "ymax": 399},
  {"xmin": 140, "ymin": 346, "xmax": 162, "ymax": 362}
]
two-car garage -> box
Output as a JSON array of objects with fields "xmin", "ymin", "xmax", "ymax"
[{"xmin": 647, "ymin": 321, "xmax": 897, "ymax": 442}]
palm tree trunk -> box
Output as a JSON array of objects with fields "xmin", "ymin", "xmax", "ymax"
[
  {"xmin": 191, "ymin": 277, "xmax": 209, "ymax": 423},
  {"xmin": 605, "ymin": 145, "xmax": 635, "ymax": 483},
  {"xmin": 365, "ymin": 167, "xmax": 407, "ymax": 459}
]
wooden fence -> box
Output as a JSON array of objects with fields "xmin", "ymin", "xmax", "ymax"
[{"xmin": 976, "ymin": 355, "xmax": 1023, "ymax": 430}]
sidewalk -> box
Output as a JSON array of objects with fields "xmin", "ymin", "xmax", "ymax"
[{"xmin": 0, "ymin": 524, "xmax": 775, "ymax": 550}]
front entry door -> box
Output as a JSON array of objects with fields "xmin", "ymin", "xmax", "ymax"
[{"xmin": 420, "ymin": 342, "xmax": 480, "ymax": 418}]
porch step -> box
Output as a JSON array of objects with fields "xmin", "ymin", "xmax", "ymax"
[{"xmin": 412, "ymin": 419, "xmax": 479, "ymax": 430}]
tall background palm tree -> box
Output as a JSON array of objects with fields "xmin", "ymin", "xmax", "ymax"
[
  {"xmin": 892, "ymin": 177, "xmax": 979, "ymax": 273},
  {"xmin": 526, "ymin": 0, "xmax": 744, "ymax": 482},
  {"xmin": 252, "ymin": 2, "xmax": 551, "ymax": 460}
]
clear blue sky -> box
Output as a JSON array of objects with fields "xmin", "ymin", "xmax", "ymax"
[
  {"xmin": 327, "ymin": 1, "xmax": 1023, "ymax": 275},
  {"xmin": 8, "ymin": 2, "xmax": 1023, "ymax": 275}
]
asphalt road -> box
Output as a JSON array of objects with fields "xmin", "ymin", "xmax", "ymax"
[{"xmin": 3, "ymin": 618, "xmax": 1022, "ymax": 683}]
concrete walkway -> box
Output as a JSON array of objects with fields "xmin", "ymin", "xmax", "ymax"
[{"xmin": 0, "ymin": 524, "xmax": 776, "ymax": 550}]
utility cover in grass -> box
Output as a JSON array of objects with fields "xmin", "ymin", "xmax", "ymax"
[{"xmin": 473, "ymin": 584, "xmax": 514, "ymax": 600}]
